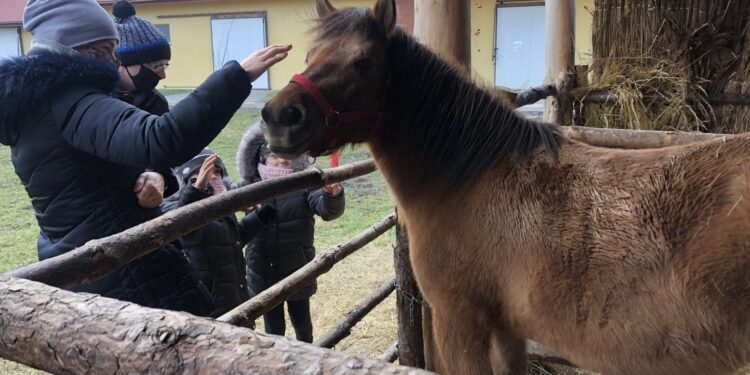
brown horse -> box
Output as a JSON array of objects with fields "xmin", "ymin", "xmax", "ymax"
[{"xmin": 260, "ymin": 1, "xmax": 750, "ymax": 374}]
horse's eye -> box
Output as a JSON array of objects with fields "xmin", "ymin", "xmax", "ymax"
[{"xmin": 353, "ymin": 58, "xmax": 374, "ymax": 73}]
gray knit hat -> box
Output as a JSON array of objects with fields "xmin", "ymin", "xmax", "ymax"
[
  {"xmin": 112, "ymin": 1, "xmax": 170, "ymax": 65},
  {"xmin": 23, "ymin": 0, "xmax": 119, "ymax": 49},
  {"xmin": 176, "ymin": 148, "xmax": 227, "ymax": 189}
]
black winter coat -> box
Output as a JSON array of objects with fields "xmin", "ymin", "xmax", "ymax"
[
  {"xmin": 162, "ymin": 184, "xmax": 265, "ymax": 317},
  {"xmin": 0, "ymin": 51, "xmax": 252, "ymax": 314},
  {"xmin": 245, "ymin": 189, "xmax": 345, "ymax": 300}
]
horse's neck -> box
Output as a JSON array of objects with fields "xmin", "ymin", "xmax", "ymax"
[{"xmin": 367, "ymin": 136, "xmax": 422, "ymax": 207}]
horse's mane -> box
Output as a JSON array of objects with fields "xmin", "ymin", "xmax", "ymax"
[
  {"xmin": 315, "ymin": 9, "xmax": 559, "ymax": 192},
  {"xmin": 387, "ymin": 28, "xmax": 559, "ymax": 191}
]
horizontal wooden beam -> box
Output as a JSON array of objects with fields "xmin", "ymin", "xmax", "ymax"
[
  {"xmin": 577, "ymin": 91, "xmax": 750, "ymax": 106},
  {"xmin": 315, "ymin": 277, "xmax": 396, "ymax": 348},
  {"xmin": 559, "ymin": 126, "xmax": 729, "ymax": 149},
  {"xmin": 218, "ymin": 214, "xmax": 397, "ymax": 327},
  {"xmin": 0, "ymin": 275, "xmax": 432, "ymax": 375},
  {"xmin": 513, "ymin": 84, "xmax": 557, "ymax": 108},
  {"xmin": 4, "ymin": 160, "xmax": 377, "ymax": 289}
]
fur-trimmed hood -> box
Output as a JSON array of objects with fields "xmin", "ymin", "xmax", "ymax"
[
  {"xmin": 236, "ymin": 121, "xmax": 308, "ymax": 184},
  {"xmin": 0, "ymin": 51, "xmax": 119, "ymax": 146}
]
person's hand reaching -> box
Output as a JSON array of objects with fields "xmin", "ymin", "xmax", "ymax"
[{"xmin": 241, "ymin": 44, "xmax": 293, "ymax": 82}]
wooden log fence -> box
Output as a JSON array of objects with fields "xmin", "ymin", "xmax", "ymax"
[
  {"xmin": 218, "ymin": 214, "xmax": 398, "ymax": 327},
  {"xmin": 0, "ymin": 159, "xmax": 431, "ymax": 373},
  {"xmin": 0, "ymin": 275, "xmax": 432, "ymax": 375},
  {"xmin": 4, "ymin": 160, "xmax": 376, "ymax": 288},
  {"xmin": 315, "ymin": 277, "xmax": 396, "ymax": 348}
]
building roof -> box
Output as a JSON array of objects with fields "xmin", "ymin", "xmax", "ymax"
[{"xmin": 0, "ymin": 0, "xmax": 25, "ymax": 26}]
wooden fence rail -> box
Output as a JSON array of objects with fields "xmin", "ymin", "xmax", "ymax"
[
  {"xmin": 0, "ymin": 275, "xmax": 432, "ymax": 375},
  {"xmin": 218, "ymin": 214, "xmax": 397, "ymax": 327},
  {"xmin": 4, "ymin": 160, "xmax": 376, "ymax": 288},
  {"xmin": 315, "ymin": 277, "xmax": 396, "ymax": 348},
  {"xmin": 560, "ymin": 126, "xmax": 729, "ymax": 149},
  {"xmin": 379, "ymin": 341, "xmax": 400, "ymax": 363}
]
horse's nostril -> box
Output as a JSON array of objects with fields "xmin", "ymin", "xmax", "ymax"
[
  {"xmin": 261, "ymin": 106, "xmax": 272, "ymax": 124},
  {"xmin": 279, "ymin": 106, "xmax": 303, "ymax": 126}
]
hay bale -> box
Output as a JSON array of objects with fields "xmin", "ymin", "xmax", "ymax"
[{"xmin": 583, "ymin": 0, "xmax": 750, "ymax": 133}]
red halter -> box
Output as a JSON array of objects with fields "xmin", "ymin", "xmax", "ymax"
[{"xmin": 290, "ymin": 74, "xmax": 385, "ymax": 153}]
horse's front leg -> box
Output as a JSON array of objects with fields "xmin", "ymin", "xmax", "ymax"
[{"xmin": 430, "ymin": 305, "xmax": 526, "ymax": 375}]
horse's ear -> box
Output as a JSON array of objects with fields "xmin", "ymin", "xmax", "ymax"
[
  {"xmin": 373, "ymin": 0, "xmax": 397, "ymax": 37},
  {"xmin": 316, "ymin": 0, "xmax": 336, "ymax": 18}
]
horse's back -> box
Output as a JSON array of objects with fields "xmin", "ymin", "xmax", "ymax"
[{"xmin": 515, "ymin": 135, "xmax": 750, "ymax": 375}]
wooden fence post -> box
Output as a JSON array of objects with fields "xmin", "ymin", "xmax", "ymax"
[
  {"xmin": 545, "ymin": 0, "xmax": 575, "ymax": 125},
  {"xmin": 393, "ymin": 209, "xmax": 426, "ymax": 368},
  {"xmin": 413, "ymin": 0, "xmax": 471, "ymax": 69}
]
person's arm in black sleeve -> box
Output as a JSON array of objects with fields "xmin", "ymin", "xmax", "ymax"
[
  {"xmin": 51, "ymin": 61, "xmax": 251, "ymax": 170},
  {"xmin": 307, "ymin": 187, "xmax": 345, "ymax": 221},
  {"xmin": 178, "ymin": 185, "xmax": 213, "ymax": 207},
  {"xmin": 238, "ymin": 204, "xmax": 276, "ymax": 245}
]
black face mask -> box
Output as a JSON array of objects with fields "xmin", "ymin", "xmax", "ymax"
[{"xmin": 126, "ymin": 65, "xmax": 160, "ymax": 92}]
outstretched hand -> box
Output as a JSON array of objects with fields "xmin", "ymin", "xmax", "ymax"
[
  {"xmin": 241, "ymin": 44, "xmax": 293, "ymax": 83},
  {"xmin": 193, "ymin": 154, "xmax": 218, "ymax": 191}
]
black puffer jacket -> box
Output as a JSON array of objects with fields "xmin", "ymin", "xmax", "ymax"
[
  {"xmin": 162, "ymin": 182, "xmax": 270, "ymax": 317},
  {"xmin": 0, "ymin": 50, "xmax": 251, "ymax": 314},
  {"xmin": 237, "ymin": 123, "xmax": 345, "ymax": 300}
]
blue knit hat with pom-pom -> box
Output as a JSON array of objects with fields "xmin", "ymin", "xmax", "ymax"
[{"xmin": 112, "ymin": 0, "xmax": 170, "ymax": 65}]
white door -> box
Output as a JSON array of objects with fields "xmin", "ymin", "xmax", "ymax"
[
  {"xmin": 0, "ymin": 27, "xmax": 21, "ymax": 59},
  {"xmin": 494, "ymin": 6, "xmax": 546, "ymax": 90},
  {"xmin": 211, "ymin": 16, "xmax": 269, "ymax": 89}
]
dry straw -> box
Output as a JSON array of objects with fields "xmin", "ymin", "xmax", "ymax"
[{"xmin": 582, "ymin": 0, "xmax": 750, "ymax": 133}]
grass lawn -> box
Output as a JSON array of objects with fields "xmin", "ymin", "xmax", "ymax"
[{"xmin": 0, "ymin": 111, "xmax": 399, "ymax": 373}]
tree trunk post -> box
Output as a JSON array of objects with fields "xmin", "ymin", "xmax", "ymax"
[
  {"xmin": 545, "ymin": 0, "xmax": 575, "ymax": 125},
  {"xmin": 393, "ymin": 209, "xmax": 426, "ymax": 368},
  {"xmin": 414, "ymin": 0, "xmax": 471, "ymax": 69}
]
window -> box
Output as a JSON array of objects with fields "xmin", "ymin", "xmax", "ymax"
[
  {"xmin": 211, "ymin": 16, "xmax": 268, "ymax": 89},
  {"xmin": 155, "ymin": 24, "xmax": 170, "ymax": 42},
  {"xmin": 0, "ymin": 27, "xmax": 21, "ymax": 58}
]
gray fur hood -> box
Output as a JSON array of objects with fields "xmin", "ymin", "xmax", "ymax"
[{"xmin": 236, "ymin": 121, "xmax": 308, "ymax": 184}]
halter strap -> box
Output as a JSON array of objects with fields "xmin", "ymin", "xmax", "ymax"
[{"xmin": 290, "ymin": 74, "xmax": 385, "ymax": 152}]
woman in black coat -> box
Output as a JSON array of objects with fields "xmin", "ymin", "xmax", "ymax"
[
  {"xmin": 237, "ymin": 123, "xmax": 345, "ymax": 342},
  {"xmin": 0, "ymin": 0, "xmax": 290, "ymax": 315},
  {"xmin": 162, "ymin": 149, "xmax": 276, "ymax": 317}
]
